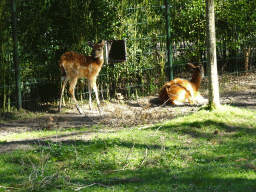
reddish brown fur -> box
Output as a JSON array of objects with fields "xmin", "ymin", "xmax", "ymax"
[
  {"xmin": 59, "ymin": 40, "xmax": 105, "ymax": 114},
  {"xmin": 59, "ymin": 51, "xmax": 102, "ymax": 82},
  {"xmin": 159, "ymin": 63, "xmax": 204, "ymax": 105}
]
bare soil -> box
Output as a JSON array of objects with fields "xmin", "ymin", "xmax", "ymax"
[{"xmin": 0, "ymin": 73, "xmax": 255, "ymax": 153}]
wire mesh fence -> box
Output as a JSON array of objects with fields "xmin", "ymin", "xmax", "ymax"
[{"xmin": 0, "ymin": 0, "xmax": 256, "ymax": 112}]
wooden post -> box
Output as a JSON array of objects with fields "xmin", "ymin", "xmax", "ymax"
[{"xmin": 11, "ymin": 0, "xmax": 22, "ymax": 110}]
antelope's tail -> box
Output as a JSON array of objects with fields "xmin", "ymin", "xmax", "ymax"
[{"xmin": 59, "ymin": 61, "xmax": 67, "ymax": 82}]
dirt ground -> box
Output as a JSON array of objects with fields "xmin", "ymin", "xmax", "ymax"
[{"xmin": 0, "ymin": 74, "xmax": 256, "ymax": 153}]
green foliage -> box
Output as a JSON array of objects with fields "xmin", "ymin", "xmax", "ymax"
[{"xmin": 0, "ymin": 0, "xmax": 255, "ymax": 110}]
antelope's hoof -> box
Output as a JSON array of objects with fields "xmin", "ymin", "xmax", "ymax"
[
  {"xmin": 78, "ymin": 109, "xmax": 84, "ymax": 115},
  {"xmin": 76, "ymin": 104, "xmax": 84, "ymax": 115}
]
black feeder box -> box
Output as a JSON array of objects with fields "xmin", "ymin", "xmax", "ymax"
[{"xmin": 106, "ymin": 39, "xmax": 127, "ymax": 64}]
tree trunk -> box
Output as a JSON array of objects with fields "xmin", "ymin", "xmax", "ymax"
[{"xmin": 206, "ymin": 0, "xmax": 220, "ymax": 109}]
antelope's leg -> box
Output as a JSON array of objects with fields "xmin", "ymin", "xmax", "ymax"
[
  {"xmin": 187, "ymin": 96, "xmax": 195, "ymax": 105},
  {"xmin": 93, "ymin": 84, "xmax": 101, "ymax": 113},
  {"xmin": 59, "ymin": 76, "xmax": 69, "ymax": 112},
  {"xmin": 194, "ymin": 93, "xmax": 208, "ymax": 104},
  {"xmin": 69, "ymin": 77, "xmax": 84, "ymax": 114},
  {"xmin": 88, "ymin": 80, "xmax": 92, "ymax": 110},
  {"xmin": 90, "ymin": 79, "xmax": 101, "ymax": 113}
]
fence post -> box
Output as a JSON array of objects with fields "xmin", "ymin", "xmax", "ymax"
[
  {"xmin": 165, "ymin": 0, "xmax": 173, "ymax": 81},
  {"xmin": 11, "ymin": 0, "xmax": 22, "ymax": 110}
]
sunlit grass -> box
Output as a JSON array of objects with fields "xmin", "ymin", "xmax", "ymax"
[
  {"xmin": 0, "ymin": 127, "xmax": 90, "ymax": 142},
  {"xmin": 0, "ymin": 105, "xmax": 256, "ymax": 191}
]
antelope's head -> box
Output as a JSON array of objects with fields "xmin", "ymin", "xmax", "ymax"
[{"xmin": 88, "ymin": 40, "xmax": 105, "ymax": 59}]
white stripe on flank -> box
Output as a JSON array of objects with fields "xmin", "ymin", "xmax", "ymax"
[{"xmin": 186, "ymin": 84, "xmax": 194, "ymax": 98}]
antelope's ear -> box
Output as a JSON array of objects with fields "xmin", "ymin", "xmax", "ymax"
[
  {"xmin": 198, "ymin": 63, "xmax": 204, "ymax": 69},
  {"xmin": 101, "ymin": 40, "xmax": 105, "ymax": 45},
  {"xmin": 187, "ymin": 62, "xmax": 195, "ymax": 69},
  {"xmin": 88, "ymin": 41, "xmax": 94, "ymax": 48}
]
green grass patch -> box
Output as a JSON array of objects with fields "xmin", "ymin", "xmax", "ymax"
[{"xmin": 0, "ymin": 105, "xmax": 256, "ymax": 191}]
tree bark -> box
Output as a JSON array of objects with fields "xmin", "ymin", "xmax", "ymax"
[{"xmin": 206, "ymin": 0, "xmax": 220, "ymax": 109}]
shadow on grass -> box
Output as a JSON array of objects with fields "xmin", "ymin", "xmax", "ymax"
[
  {"xmin": 69, "ymin": 166, "xmax": 256, "ymax": 191},
  {"xmin": 151, "ymin": 119, "xmax": 256, "ymax": 140}
]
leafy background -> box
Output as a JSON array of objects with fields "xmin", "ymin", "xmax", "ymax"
[{"xmin": 0, "ymin": 0, "xmax": 255, "ymax": 111}]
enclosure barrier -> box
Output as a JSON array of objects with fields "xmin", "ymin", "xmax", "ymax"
[{"xmin": 0, "ymin": 0, "xmax": 255, "ymax": 112}]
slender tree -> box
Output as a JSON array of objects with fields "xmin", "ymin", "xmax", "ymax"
[{"xmin": 205, "ymin": 0, "xmax": 220, "ymax": 109}]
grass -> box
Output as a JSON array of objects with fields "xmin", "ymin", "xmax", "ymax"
[
  {"xmin": 0, "ymin": 126, "xmax": 91, "ymax": 142},
  {"xmin": 0, "ymin": 105, "xmax": 256, "ymax": 191}
]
